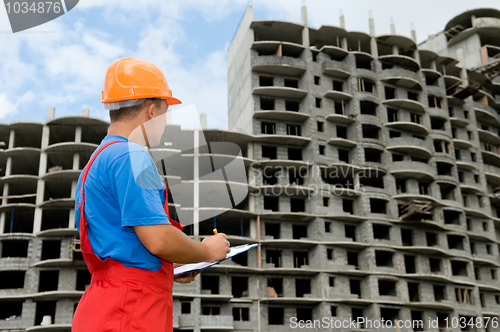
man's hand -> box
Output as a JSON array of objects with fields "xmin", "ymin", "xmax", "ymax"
[{"xmin": 201, "ymin": 233, "xmax": 231, "ymax": 262}]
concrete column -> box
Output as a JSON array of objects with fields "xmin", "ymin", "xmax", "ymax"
[
  {"xmin": 5, "ymin": 156, "xmax": 12, "ymax": 177},
  {"xmin": 192, "ymin": 129, "xmax": 200, "ymax": 238},
  {"xmin": 392, "ymin": 45, "xmax": 399, "ymax": 55},
  {"xmin": 431, "ymin": 60, "xmax": 437, "ymax": 71},
  {"xmin": 341, "ymin": 37, "xmax": 348, "ymax": 50},
  {"xmin": 340, "ymin": 14, "xmax": 345, "ymax": 29},
  {"xmin": 301, "ymin": 5, "xmax": 310, "ymax": 47},
  {"xmin": 82, "ymin": 108, "xmax": 89, "ymax": 117},
  {"xmin": 369, "ymin": 17, "xmax": 375, "ymax": 37},
  {"xmin": 73, "ymin": 153, "xmax": 80, "ymax": 170},
  {"xmin": 33, "ymin": 179, "xmax": 44, "ymax": 233},
  {"xmin": 390, "ymin": 22, "xmax": 396, "ymax": 35},
  {"xmin": 8, "ymin": 129, "xmax": 15, "ymax": 149},
  {"xmin": 200, "ymin": 114, "xmax": 207, "ymax": 129},
  {"xmin": 369, "ymin": 18, "xmax": 378, "ymax": 57},
  {"xmin": 46, "ymin": 107, "xmax": 55, "ymax": 122},
  {"xmin": 75, "ymin": 127, "xmax": 82, "ymax": 143},
  {"xmin": 456, "ymin": 48, "xmax": 468, "ymax": 81}
]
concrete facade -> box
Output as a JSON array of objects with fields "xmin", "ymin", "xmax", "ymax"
[{"xmin": 1, "ymin": 6, "xmax": 500, "ymax": 332}]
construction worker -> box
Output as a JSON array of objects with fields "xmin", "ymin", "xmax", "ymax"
[{"xmin": 72, "ymin": 57, "xmax": 230, "ymax": 332}]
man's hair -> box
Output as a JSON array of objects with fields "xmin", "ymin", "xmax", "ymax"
[{"xmin": 109, "ymin": 98, "xmax": 163, "ymax": 123}]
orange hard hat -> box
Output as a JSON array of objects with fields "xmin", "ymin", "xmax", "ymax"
[{"xmin": 102, "ymin": 57, "xmax": 181, "ymax": 108}]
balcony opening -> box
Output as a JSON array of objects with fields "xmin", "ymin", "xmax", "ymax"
[
  {"xmin": 1, "ymin": 240, "xmax": 29, "ymax": 258},
  {"xmin": 0, "ymin": 300, "xmax": 23, "ymax": 320},
  {"xmin": 392, "ymin": 154, "xmax": 404, "ymax": 162},
  {"xmin": 317, "ymin": 121, "xmax": 324, "ymax": 132},
  {"xmin": 419, "ymin": 181, "xmax": 431, "ymax": 195},
  {"xmin": 405, "ymin": 255, "xmax": 416, "ymax": 273},
  {"xmin": 3, "ymin": 210, "xmax": 34, "ymax": 233},
  {"xmin": 428, "ymin": 95, "xmax": 443, "ymax": 109},
  {"xmin": 324, "ymin": 221, "xmax": 331, "ymax": 232},
  {"xmin": 451, "ymin": 261, "xmax": 468, "ymax": 276},
  {"xmin": 430, "ymin": 258, "xmax": 441, "ymax": 272},
  {"xmin": 292, "ymin": 224, "xmax": 307, "ymax": 239},
  {"xmin": 378, "ymin": 280, "xmax": 397, "ymax": 296},
  {"xmin": 474, "ymin": 268, "xmax": 480, "ymax": 280},
  {"xmin": 451, "ymin": 127, "xmax": 457, "ymax": 138},
  {"xmin": 434, "ymin": 285, "xmax": 446, "ymax": 301},
  {"xmin": 389, "ymin": 130, "xmax": 401, "ymax": 138},
  {"xmin": 327, "ymin": 249, "xmax": 333, "ymax": 260},
  {"xmin": 426, "ymin": 232, "xmax": 438, "ymax": 246},
  {"xmin": 338, "ymin": 149, "xmax": 349, "ymax": 163},
  {"xmin": 261, "ymin": 122, "xmax": 276, "ymax": 134},
  {"xmin": 356, "ymin": 57, "xmax": 372, "ymax": 70},
  {"xmin": 437, "ymin": 313, "xmax": 448, "ymax": 330},
  {"xmin": 76, "ymin": 269, "xmax": 91, "ymax": 291},
  {"xmin": 293, "ymin": 251, "xmax": 308, "ymax": 268},
  {"xmin": 201, "ymin": 275, "xmax": 219, "ymax": 294},
  {"xmin": 287, "ymin": 147, "xmax": 302, "ymax": 161},
  {"xmin": 201, "ymin": 304, "xmax": 220, "ymax": 316},
  {"xmin": 319, "ymin": 144, "xmax": 325, "ymax": 155},
  {"xmin": 370, "ymin": 198, "xmax": 387, "ymax": 214},
  {"xmin": 260, "ymin": 98, "xmax": 275, "ymax": 110},
  {"xmin": 38, "ymin": 270, "xmax": 59, "ymax": 292},
  {"xmin": 331, "ymin": 306, "xmax": 337, "ymax": 316},
  {"xmin": 395, "ymin": 178, "xmax": 406, "ymax": 194},
  {"xmin": 315, "ymin": 98, "xmax": 321, "ymax": 108},
  {"xmin": 232, "ymin": 277, "xmax": 248, "ymax": 298},
  {"xmin": 373, "ymin": 224, "xmax": 391, "ymax": 240},
  {"xmin": 492, "ymin": 269, "xmax": 497, "ymax": 280},
  {"xmin": 265, "ymin": 223, "xmax": 280, "ymax": 239},
  {"xmin": 343, "ymin": 199, "xmax": 354, "ymax": 214},
  {"xmin": 336, "ymin": 125, "xmax": 347, "ymax": 139},
  {"xmin": 470, "ymin": 242, "xmax": 476, "ymax": 254},
  {"xmin": 232, "ymin": 251, "xmax": 247, "ymax": 266},
  {"xmin": 312, "ymin": 51, "xmax": 318, "ymax": 62},
  {"xmin": 362, "ymin": 124, "xmax": 379, "ymax": 139},
  {"xmin": 385, "ymin": 86, "xmax": 396, "ymax": 99},
  {"xmin": 41, "ymin": 209, "xmax": 70, "ymax": 231},
  {"xmin": 332, "ymin": 80, "xmax": 343, "ymax": 91},
  {"xmin": 458, "ymin": 171, "xmax": 464, "ymax": 182},
  {"xmin": 365, "ymin": 148, "xmax": 382, "ymax": 163},
  {"xmin": 233, "ymin": 307, "xmax": 249, "ymax": 322},
  {"xmin": 411, "ymin": 311, "xmax": 424, "ymax": 331},
  {"xmin": 289, "ymin": 168, "xmax": 305, "ymax": 185},
  {"xmin": 41, "ymin": 240, "xmax": 61, "ymax": 260},
  {"xmin": 375, "ymin": 250, "xmax": 393, "ymax": 267},
  {"xmin": 286, "ymin": 124, "xmax": 301, "ymax": 136},
  {"xmin": 261, "ymin": 145, "xmax": 277, "ymax": 159},
  {"xmin": 411, "ymin": 155, "xmax": 428, "ymax": 163},
  {"xmin": 352, "ymin": 308, "xmax": 364, "ymax": 326},
  {"xmin": 447, "ymin": 235, "xmax": 464, "ymax": 250},
  {"xmin": 285, "ymin": 100, "xmax": 300, "ymax": 112},
  {"xmin": 347, "ymin": 251, "xmax": 359, "ymax": 268},
  {"xmin": 334, "ymin": 100, "xmax": 345, "ymax": 114},
  {"xmin": 314, "ymin": 76, "xmax": 320, "ymax": 85},
  {"xmin": 401, "ymin": 229, "xmax": 413, "ymax": 246},
  {"xmin": 268, "ymin": 307, "xmax": 284, "ymax": 325},
  {"xmin": 259, "ymin": 75, "xmax": 274, "ymax": 87},
  {"xmin": 439, "ymin": 183, "xmax": 455, "ymax": 200},
  {"xmin": 358, "ymin": 78, "xmax": 375, "ymax": 93},
  {"xmin": 296, "ymin": 308, "xmax": 312, "ymax": 322},
  {"xmin": 443, "ymin": 210, "xmax": 460, "ymax": 225},
  {"xmin": 458, "ymin": 293, "xmax": 475, "ymax": 308},
  {"xmin": 387, "ymin": 108, "xmax": 398, "ymax": 122},
  {"xmin": 410, "ymin": 112, "xmax": 422, "ymax": 124},
  {"xmin": 486, "ymin": 244, "xmax": 492, "ymax": 254},
  {"xmin": 426, "ymin": 75, "xmax": 438, "ymax": 85},
  {"xmin": 431, "ymin": 117, "xmax": 446, "ymax": 130},
  {"xmin": 35, "ymin": 301, "xmax": 56, "ymax": 325},
  {"xmin": 284, "ymin": 78, "xmax": 299, "ymax": 88},
  {"xmin": 263, "ymin": 169, "xmax": 278, "ymax": 185},
  {"xmin": 345, "ymin": 224, "xmax": 356, "ymax": 241},
  {"xmin": 263, "ymin": 196, "xmax": 279, "ymax": 212},
  {"xmin": 360, "ymin": 100, "xmax": 377, "ymax": 116},
  {"xmin": 408, "ymin": 91, "xmax": 419, "ymax": 101},
  {"xmin": 436, "ymin": 162, "xmax": 453, "ymax": 176},
  {"xmin": 0, "ymin": 271, "xmax": 25, "ymax": 289},
  {"xmin": 267, "ymin": 278, "xmax": 283, "ymax": 297},
  {"xmin": 266, "ymin": 250, "xmax": 281, "ymax": 268},
  {"xmin": 349, "ymin": 279, "xmax": 361, "ymax": 296},
  {"xmin": 295, "ymin": 279, "xmax": 311, "ymax": 297},
  {"xmin": 290, "ymin": 198, "xmax": 305, "ymax": 213},
  {"xmin": 380, "ymin": 308, "xmax": 399, "ymax": 325}
]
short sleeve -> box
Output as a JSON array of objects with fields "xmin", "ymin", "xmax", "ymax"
[{"xmin": 109, "ymin": 149, "xmax": 171, "ymax": 228}]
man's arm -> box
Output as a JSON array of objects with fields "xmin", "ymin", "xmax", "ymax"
[{"xmin": 134, "ymin": 224, "xmax": 230, "ymax": 264}]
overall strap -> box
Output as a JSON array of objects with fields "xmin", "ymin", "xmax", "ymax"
[{"xmin": 163, "ymin": 182, "xmax": 184, "ymax": 231}]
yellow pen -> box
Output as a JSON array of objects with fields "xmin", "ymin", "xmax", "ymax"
[{"xmin": 213, "ymin": 229, "xmax": 218, "ymax": 235}]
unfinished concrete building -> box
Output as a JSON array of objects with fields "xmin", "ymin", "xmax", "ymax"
[{"xmin": 1, "ymin": 5, "xmax": 500, "ymax": 332}]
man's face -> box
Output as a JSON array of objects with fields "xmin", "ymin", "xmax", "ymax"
[{"xmin": 145, "ymin": 99, "xmax": 169, "ymax": 147}]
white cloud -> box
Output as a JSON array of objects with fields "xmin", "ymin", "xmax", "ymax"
[{"xmin": 0, "ymin": 91, "xmax": 34, "ymax": 119}]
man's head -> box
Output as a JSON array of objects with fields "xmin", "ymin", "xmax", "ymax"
[{"xmin": 102, "ymin": 57, "xmax": 180, "ymax": 146}]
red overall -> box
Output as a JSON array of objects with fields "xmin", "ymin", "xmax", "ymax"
[{"xmin": 72, "ymin": 141, "xmax": 184, "ymax": 332}]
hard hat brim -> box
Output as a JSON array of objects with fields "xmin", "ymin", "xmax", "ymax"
[{"xmin": 166, "ymin": 96, "xmax": 182, "ymax": 106}]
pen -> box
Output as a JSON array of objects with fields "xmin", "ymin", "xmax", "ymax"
[{"xmin": 213, "ymin": 229, "xmax": 218, "ymax": 235}]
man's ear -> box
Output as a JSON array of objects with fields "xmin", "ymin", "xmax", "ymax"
[{"xmin": 146, "ymin": 102, "xmax": 156, "ymax": 120}]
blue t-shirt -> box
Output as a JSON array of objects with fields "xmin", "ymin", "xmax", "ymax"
[{"xmin": 75, "ymin": 135, "xmax": 171, "ymax": 271}]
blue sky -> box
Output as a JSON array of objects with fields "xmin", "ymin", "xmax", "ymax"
[{"xmin": 0, "ymin": 0, "xmax": 499, "ymax": 128}]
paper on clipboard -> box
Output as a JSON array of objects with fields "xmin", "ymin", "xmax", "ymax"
[{"xmin": 174, "ymin": 243, "xmax": 261, "ymax": 276}]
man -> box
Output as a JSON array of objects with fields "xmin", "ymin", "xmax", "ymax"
[{"xmin": 72, "ymin": 57, "xmax": 230, "ymax": 332}]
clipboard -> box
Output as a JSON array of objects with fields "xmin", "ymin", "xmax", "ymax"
[{"xmin": 174, "ymin": 243, "xmax": 261, "ymax": 276}]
